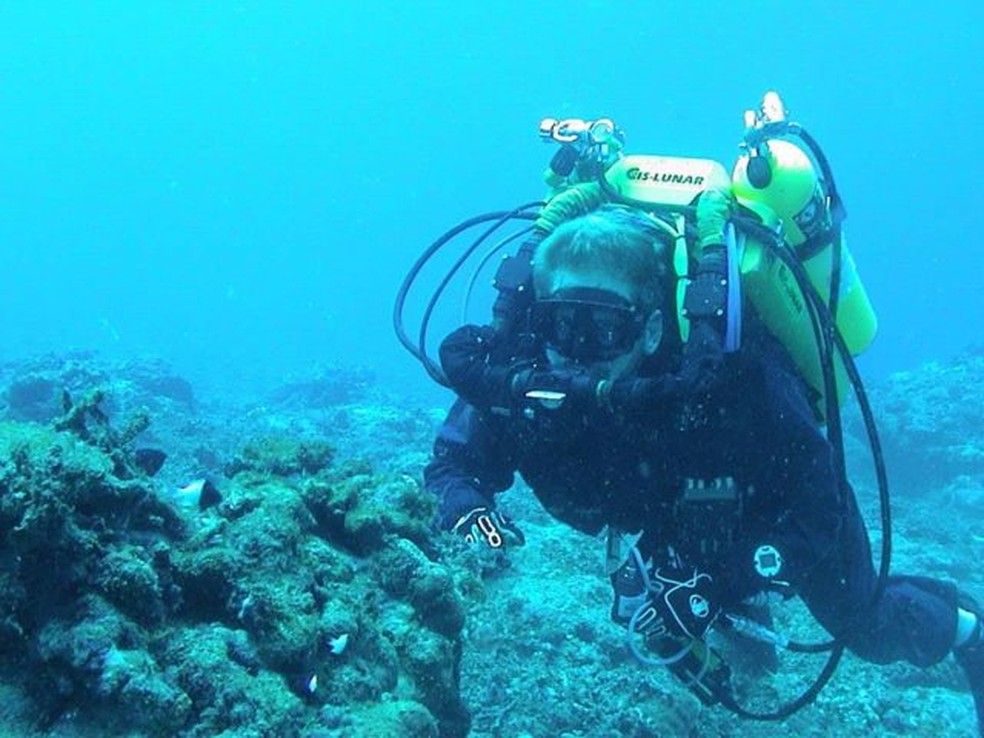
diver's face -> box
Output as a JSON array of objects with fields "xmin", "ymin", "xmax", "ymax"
[{"xmin": 536, "ymin": 267, "xmax": 663, "ymax": 381}]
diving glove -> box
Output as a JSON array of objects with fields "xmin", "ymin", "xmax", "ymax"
[
  {"xmin": 633, "ymin": 565, "xmax": 721, "ymax": 641},
  {"xmin": 452, "ymin": 507, "xmax": 525, "ymax": 548}
]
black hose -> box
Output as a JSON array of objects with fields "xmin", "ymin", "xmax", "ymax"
[
  {"xmin": 415, "ymin": 212, "xmax": 534, "ymax": 381},
  {"xmin": 720, "ymin": 644, "xmax": 846, "ymax": 721},
  {"xmin": 794, "ymin": 125, "xmax": 847, "ymax": 225},
  {"xmin": 392, "ymin": 204, "xmax": 540, "ymax": 386}
]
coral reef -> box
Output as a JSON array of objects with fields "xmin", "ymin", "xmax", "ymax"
[
  {"xmin": 0, "ymin": 357, "xmax": 471, "ymax": 737},
  {"xmin": 224, "ymin": 436, "xmax": 336, "ymax": 478}
]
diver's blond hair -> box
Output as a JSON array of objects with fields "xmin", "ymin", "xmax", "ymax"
[{"xmin": 533, "ymin": 205, "xmax": 668, "ymax": 313}]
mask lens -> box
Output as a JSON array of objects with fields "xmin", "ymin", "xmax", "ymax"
[{"xmin": 533, "ymin": 294, "xmax": 643, "ymax": 361}]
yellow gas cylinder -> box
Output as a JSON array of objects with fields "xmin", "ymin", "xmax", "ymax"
[
  {"xmin": 731, "ymin": 138, "xmax": 878, "ymax": 417},
  {"xmin": 732, "ymin": 139, "xmax": 877, "ymax": 354},
  {"xmin": 729, "ymin": 201, "xmax": 831, "ymax": 415}
]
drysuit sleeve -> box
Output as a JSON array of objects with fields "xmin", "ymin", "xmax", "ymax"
[
  {"xmin": 424, "ymin": 398, "xmax": 518, "ymax": 530},
  {"xmin": 725, "ymin": 348, "xmax": 848, "ymax": 603}
]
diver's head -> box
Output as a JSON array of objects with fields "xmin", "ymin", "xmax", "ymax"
[{"xmin": 531, "ymin": 206, "xmax": 667, "ymax": 380}]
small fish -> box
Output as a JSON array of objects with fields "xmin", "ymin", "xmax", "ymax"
[
  {"xmin": 175, "ymin": 478, "xmax": 223, "ymax": 511},
  {"xmin": 134, "ymin": 448, "xmax": 167, "ymax": 476},
  {"xmin": 328, "ymin": 633, "xmax": 349, "ymax": 655}
]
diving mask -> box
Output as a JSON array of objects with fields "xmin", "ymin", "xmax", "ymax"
[{"xmin": 531, "ymin": 287, "xmax": 646, "ymax": 362}]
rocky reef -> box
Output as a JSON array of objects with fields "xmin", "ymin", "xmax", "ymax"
[{"xmin": 0, "ymin": 355, "xmax": 469, "ymax": 737}]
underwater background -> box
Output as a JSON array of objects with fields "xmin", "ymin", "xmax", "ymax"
[
  {"xmin": 0, "ymin": 2, "xmax": 982, "ymax": 737},
  {"xmin": 1, "ymin": 1, "xmax": 982, "ymax": 398}
]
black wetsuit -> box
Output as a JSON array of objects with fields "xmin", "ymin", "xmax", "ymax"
[{"xmin": 425, "ymin": 329, "xmax": 958, "ymax": 668}]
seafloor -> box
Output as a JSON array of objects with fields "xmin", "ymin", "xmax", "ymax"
[{"xmin": 1, "ymin": 348, "xmax": 982, "ymax": 737}]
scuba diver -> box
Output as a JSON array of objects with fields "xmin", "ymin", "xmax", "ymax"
[{"xmin": 396, "ymin": 93, "xmax": 984, "ymax": 731}]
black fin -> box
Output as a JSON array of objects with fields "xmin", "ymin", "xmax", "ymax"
[
  {"xmin": 199, "ymin": 479, "xmax": 223, "ymax": 511},
  {"xmin": 134, "ymin": 448, "xmax": 167, "ymax": 476}
]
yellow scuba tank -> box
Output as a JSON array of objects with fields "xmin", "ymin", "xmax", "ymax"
[{"xmin": 730, "ymin": 93, "xmax": 877, "ymax": 416}]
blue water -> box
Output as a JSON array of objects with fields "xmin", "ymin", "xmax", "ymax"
[{"xmin": 0, "ymin": 2, "xmax": 980, "ymax": 401}]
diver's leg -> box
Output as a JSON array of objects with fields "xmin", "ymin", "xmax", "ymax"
[
  {"xmin": 796, "ymin": 488, "xmax": 984, "ymax": 734},
  {"xmin": 796, "ymin": 489, "xmax": 957, "ymax": 667}
]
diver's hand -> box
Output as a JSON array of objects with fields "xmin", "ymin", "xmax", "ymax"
[
  {"xmin": 439, "ymin": 324, "xmax": 513, "ymax": 409},
  {"xmin": 451, "ymin": 507, "xmax": 525, "ymax": 548},
  {"xmin": 633, "ymin": 565, "xmax": 720, "ymax": 641}
]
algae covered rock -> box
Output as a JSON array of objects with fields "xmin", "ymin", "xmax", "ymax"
[
  {"xmin": 35, "ymin": 594, "xmax": 191, "ymax": 734},
  {"xmin": 0, "ymin": 414, "xmax": 192, "ymax": 732},
  {"xmin": 0, "ymin": 364, "xmax": 471, "ymax": 737},
  {"xmin": 0, "ymin": 421, "xmax": 182, "ymax": 635},
  {"xmin": 265, "ymin": 365, "xmax": 375, "ymax": 409},
  {"xmin": 376, "ymin": 538, "xmax": 466, "ymax": 639},
  {"xmin": 1, "ymin": 353, "xmax": 194, "ymax": 424},
  {"xmin": 343, "ymin": 698, "xmax": 440, "ymax": 738},
  {"xmin": 225, "ymin": 435, "xmax": 335, "ymax": 478},
  {"xmin": 170, "ymin": 453, "xmax": 470, "ymax": 736},
  {"xmin": 157, "ymin": 624, "xmax": 306, "ymax": 737},
  {"xmin": 94, "ymin": 543, "xmax": 170, "ymax": 626},
  {"xmin": 2, "ymin": 354, "xmax": 109, "ymax": 423},
  {"xmin": 303, "ymin": 470, "xmax": 437, "ymax": 555}
]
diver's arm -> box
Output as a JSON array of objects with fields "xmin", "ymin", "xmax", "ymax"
[
  {"xmin": 424, "ymin": 398, "xmax": 517, "ymax": 530},
  {"xmin": 763, "ymin": 383, "xmax": 844, "ymax": 585},
  {"xmin": 726, "ymin": 351, "xmax": 845, "ymax": 602}
]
